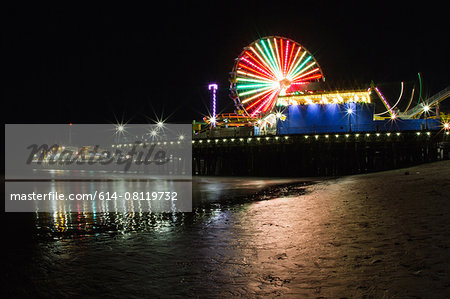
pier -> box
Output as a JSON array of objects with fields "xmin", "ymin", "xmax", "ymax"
[{"xmin": 193, "ymin": 131, "xmax": 450, "ymax": 176}]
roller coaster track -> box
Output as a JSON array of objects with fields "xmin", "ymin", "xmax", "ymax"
[{"xmin": 400, "ymin": 85, "xmax": 450, "ymax": 119}]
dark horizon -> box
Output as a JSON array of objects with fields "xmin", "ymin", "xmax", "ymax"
[{"xmin": 4, "ymin": 3, "xmax": 449, "ymax": 124}]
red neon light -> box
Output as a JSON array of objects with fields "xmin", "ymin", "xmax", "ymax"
[
  {"xmin": 287, "ymin": 46, "xmax": 302, "ymax": 76},
  {"xmin": 279, "ymin": 39, "xmax": 284, "ymax": 76},
  {"xmin": 293, "ymin": 73, "xmax": 322, "ymax": 83},
  {"xmin": 253, "ymin": 90, "xmax": 278, "ymax": 115},
  {"xmin": 300, "ymin": 73, "xmax": 323, "ymax": 81},
  {"xmin": 262, "ymin": 91, "xmax": 278, "ymax": 113},
  {"xmin": 283, "ymin": 40, "xmax": 289, "ymax": 77},
  {"xmin": 274, "ymin": 38, "xmax": 282, "ymax": 73},
  {"xmin": 241, "ymin": 56, "xmax": 276, "ymax": 80},
  {"xmin": 244, "ymin": 51, "xmax": 275, "ymax": 78},
  {"xmin": 245, "ymin": 89, "xmax": 274, "ymax": 110},
  {"xmin": 238, "ymin": 63, "xmax": 275, "ymax": 81},
  {"xmin": 292, "ymin": 67, "xmax": 321, "ymax": 82}
]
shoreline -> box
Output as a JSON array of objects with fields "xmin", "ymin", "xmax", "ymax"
[
  {"xmin": 225, "ymin": 160, "xmax": 450, "ymax": 297},
  {"xmin": 4, "ymin": 160, "xmax": 450, "ymax": 297}
]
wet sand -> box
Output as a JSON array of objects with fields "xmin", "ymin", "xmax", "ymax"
[
  {"xmin": 201, "ymin": 160, "xmax": 450, "ymax": 297},
  {"xmin": 5, "ymin": 161, "xmax": 450, "ymax": 297}
]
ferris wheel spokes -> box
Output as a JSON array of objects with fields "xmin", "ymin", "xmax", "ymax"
[{"xmin": 230, "ymin": 36, "xmax": 324, "ymax": 117}]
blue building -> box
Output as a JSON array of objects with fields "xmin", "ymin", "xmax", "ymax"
[{"xmin": 277, "ymin": 103, "xmax": 440, "ymax": 134}]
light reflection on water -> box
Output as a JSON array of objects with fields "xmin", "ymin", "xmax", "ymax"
[
  {"xmin": 6, "ymin": 176, "xmax": 313, "ymax": 297},
  {"xmin": 33, "ymin": 177, "xmax": 311, "ymax": 237}
]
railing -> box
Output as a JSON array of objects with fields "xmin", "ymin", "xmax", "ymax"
[
  {"xmin": 402, "ymin": 85, "xmax": 450, "ymax": 119},
  {"xmin": 278, "ymin": 118, "xmax": 441, "ymax": 134}
]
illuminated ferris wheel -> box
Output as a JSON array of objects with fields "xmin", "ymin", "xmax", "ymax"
[{"xmin": 230, "ymin": 36, "xmax": 325, "ymax": 117}]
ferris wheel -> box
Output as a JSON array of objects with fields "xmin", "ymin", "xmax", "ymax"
[{"xmin": 230, "ymin": 36, "xmax": 325, "ymax": 117}]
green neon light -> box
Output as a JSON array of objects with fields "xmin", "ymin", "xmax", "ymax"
[
  {"xmin": 291, "ymin": 62, "xmax": 317, "ymax": 80},
  {"xmin": 418, "ymin": 72, "xmax": 423, "ymax": 103},
  {"xmin": 239, "ymin": 85, "xmax": 274, "ymax": 96},
  {"xmin": 236, "ymin": 77, "xmax": 271, "ymax": 83},
  {"xmin": 290, "ymin": 56, "xmax": 313, "ymax": 78},
  {"xmin": 412, "ymin": 72, "xmax": 423, "ymax": 114},
  {"xmin": 236, "ymin": 83, "xmax": 273, "ymax": 89},
  {"xmin": 260, "ymin": 40, "xmax": 278, "ymax": 74},
  {"xmin": 267, "ymin": 39, "xmax": 281, "ymax": 74},
  {"xmin": 287, "ymin": 51, "xmax": 306, "ymax": 78},
  {"xmin": 250, "ymin": 46, "xmax": 275, "ymax": 77},
  {"xmin": 255, "ymin": 43, "xmax": 276, "ymax": 76}
]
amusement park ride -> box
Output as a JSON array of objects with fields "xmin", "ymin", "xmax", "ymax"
[{"xmin": 201, "ymin": 36, "xmax": 450, "ymax": 134}]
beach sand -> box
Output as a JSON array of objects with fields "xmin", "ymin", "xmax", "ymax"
[
  {"xmin": 195, "ymin": 160, "xmax": 450, "ymax": 297},
  {"xmin": 5, "ymin": 161, "xmax": 450, "ymax": 298}
]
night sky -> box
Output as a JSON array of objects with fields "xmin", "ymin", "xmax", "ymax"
[{"xmin": 4, "ymin": 3, "xmax": 449, "ymax": 124}]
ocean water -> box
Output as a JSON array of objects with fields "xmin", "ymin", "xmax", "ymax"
[{"xmin": 5, "ymin": 176, "xmax": 313, "ymax": 297}]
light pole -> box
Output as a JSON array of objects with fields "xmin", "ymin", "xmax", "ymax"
[
  {"xmin": 115, "ymin": 124, "xmax": 125, "ymax": 144},
  {"xmin": 423, "ymin": 105, "xmax": 430, "ymax": 130},
  {"xmin": 68, "ymin": 123, "xmax": 72, "ymax": 145},
  {"xmin": 347, "ymin": 105, "xmax": 354, "ymax": 133}
]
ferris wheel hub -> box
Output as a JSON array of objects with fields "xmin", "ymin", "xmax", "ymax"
[{"xmin": 279, "ymin": 78, "xmax": 291, "ymax": 89}]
